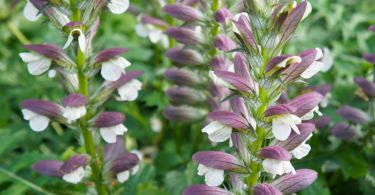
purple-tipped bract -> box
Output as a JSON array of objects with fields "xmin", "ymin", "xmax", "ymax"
[
  {"xmin": 260, "ymin": 146, "xmax": 292, "ymax": 161},
  {"xmin": 272, "ymin": 123, "xmax": 314, "ymax": 151},
  {"xmin": 192, "ymin": 151, "xmax": 243, "ymax": 170},
  {"xmin": 32, "ymin": 160, "xmax": 64, "ymax": 178},
  {"xmin": 264, "ymin": 104, "xmax": 297, "ymax": 117},
  {"xmin": 330, "ymin": 122, "xmax": 358, "ymax": 141},
  {"xmin": 162, "ymin": 5, "xmax": 204, "ymax": 22},
  {"xmin": 183, "ymin": 184, "xmax": 232, "ymax": 195},
  {"xmin": 214, "ymin": 35, "xmax": 237, "ymax": 52},
  {"xmin": 272, "ymin": 169, "xmax": 318, "ymax": 194},
  {"xmin": 94, "ymin": 112, "xmax": 126, "ymax": 128},
  {"xmin": 354, "ymin": 77, "xmax": 375, "ymax": 97},
  {"xmin": 215, "ymin": 8, "xmax": 233, "ymax": 24},
  {"xmin": 92, "ymin": 48, "xmax": 130, "ymax": 64},
  {"xmin": 110, "ymin": 152, "xmax": 139, "ymax": 174},
  {"xmin": 62, "ymin": 93, "xmax": 88, "ymax": 107},
  {"xmin": 253, "ymin": 183, "xmax": 282, "ymax": 195},
  {"xmin": 287, "ymin": 92, "xmax": 323, "ymax": 117},
  {"xmin": 60, "ymin": 154, "xmax": 88, "ymax": 175},
  {"xmin": 336, "ymin": 105, "xmax": 368, "ymax": 124},
  {"xmin": 103, "ymin": 135, "xmax": 126, "ymax": 162},
  {"xmin": 20, "ymin": 99, "xmax": 64, "ymax": 118},
  {"xmin": 208, "ymin": 111, "xmax": 249, "ymax": 130}
]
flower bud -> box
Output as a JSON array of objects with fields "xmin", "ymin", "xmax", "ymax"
[
  {"xmin": 330, "ymin": 122, "xmax": 358, "ymax": 141},
  {"xmin": 354, "ymin": 77, "xmax": 375, "ymax": 98},
  {"xmin": 363, "ymin": 53, "xmax": 375, "ymax": 65},
  {"xmin": 110, "ymin": 152, "xmax": 140, "ymax": 175},
  {"xmin": 183, "ymin": 184, "xmax": 232, "ymax": 195},
  {"xmin": 280, "ymin": 1, "xmax": 308, "ymax": 39},
  {"xmin": 166, "ymin": 85, "xmax": 206, "ymax": 104},
  {"xmin": 32, "ymin": 160, "xmax": 64, "ymax": 178},
  {"xmin": 139, "ymin": 14, "xmax": 169, "ymax": 28},
  {"xmin": 231, "ymin": 19, "xmax": 258, "ymax": 49},
  {"xmin": 60, "ymin": 154, "xmax": 89, "ymax": 184},
  {"xmin": 307, "ymin": 116, "xmax": 333, "ymax": 129},
  {"xmin": 231, "ymin": 133, "xmax": 250, "ymax": 162},
  {"xmin": 92, "ymin": 112, "xmax": 127, "ymax": 143},
  {"xmin": 28, "ymin": 0, "xmax": 70, "ymax": 28},
  {"xmin": 163, "ymin": 105, "xmax": 206, "ymax": 123},
  {"xmin": 162, "ymin": 5, "xmax": 204, "ymax": 22},
  {"xmin": 271, "ymin": 169, "xmax": 318, "ymax": 194},
  {"xmin": 336, "ymin": 105, "xmax": 369, "ymax": 124},
  {"xmin": 209, "ymin": 55, "xmax": 232, "ymax": 71},
  {"xmin": 214, "ymin": 35, "xmax": 237, "ymax": 52},
  {"xmin": 165, "ymin": 47, "xmax": 205, "ymax": 66},
  {"xmin": 370, "ymin": 25, "xmax": 375, "ymax": 33},
  {"xmin": 164, "ymin": 68, "xmax": 203, "ymax": 86},
  {"xmin": 215, "ymin": 8, "xmax": 233, "ymax": 24},
  {"xmin": 253, "ymin": 183, "xmax": 282, "ymax": 195},
  {"xmin": 166, "ymin": 27, "xmax": 205, "ymax": 45}
]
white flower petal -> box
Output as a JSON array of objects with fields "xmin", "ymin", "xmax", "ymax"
[
  {"xmin": 78, "ymin": 32, "xmax": 86, "ymax": 53},
  {"xmin": 320, "ymin": 55, "xmax": 334, "ymax": 72},
  {"xmin": 148, "ymin": 29, "xmax": 163, "ymax": 43},
  {"xmin": 301, "ymin": 0, "xmax": 312, "ymax": 20},
  {"xmin": 117, "ymin": 170, "xmax": 130, "ymax": 183},
  {"xmin": 27, "ymin": 57, "xmax": 53, "ymax": 75},
  {"xmin": 132, "ymin": 164, "xmax": 139, "ymax": 175},
  {"xmin": 117, "ymin": 79, "xmax": 142, "ymax": 101},
  {"xmin": 202, "ymin": 121, "xmax": 232, "ymax": 142},
  {"xmin": 209, "ymin": 71, "xmax": 236, "ymax": 90},
  {"xmin": 300, "ymin": 61, "xmax": 324, "ymax": 79},
  {"xmin": 115, "ymin": 57, "xmax": 131, "ymax": 69},
  {"xmin": 114, "ymin": 124, "xmax": 128, "ymax": 135},
  {"xmin": 272, "ymin": 117, "xmax": 291, "ymax": 141},
  {"xmin": 24, "ymin": 1, "xmax": 42, "ymax": 21},
  {"xmin": 48, "ymin": 70, "xmax": 57, "ymax": 78},
  {"xmin": 290, "ymin": 143, "xmax": 311, "ymax": 159},
  {"xmin": 130, "ymin": 149, "xmax": 143, "ymax": 161},
  {"xmin": 22, "ymin": 109, "xmax": 38, "ymax": 120},
  {"xmin": 29, "ymin": 115, "xmax": 50, "ymax": 132},
  {"xmin": 107, "ymin": 0, "xmax": 129, "ymax": 14},
  {"xmin": 19, "ymin": 52, "xmax": 44, "ymax": 63},
  {"xmin": 197, "ymin": 164, "xmax": 224, "ymax": 187},
  {"xmin": 135, "ymin": 23, "xmax": 149, "ymax": 37},
  {"xmin": 160, "ymin": 34, "xmax": 170, "ymax": 49},
  {"xmin": 263, "ymin": 159, "xmax": 295, "ymax": 179},
  {"xmin": 227, "ymin": 64, "xmax": 235, "ymax": 72},
  {"xmin": 101, "ymin": 61, "xmax": 123, "ymax": 81},
  {"xmin": 150, "ymin": 116, "xmax": 162, "ymax": 133},
  {"xmin": 100, "ymin": 127, "xmax": 117, "ymax": 143},
  {"xmin": 63, "ymin": 34, "xmax": 74, "ymax": 49},
  {"xmin": 320, "ymin": 94, "xmax": 331, "ymax": 108},
  {"xmin": 62, "ymin": 166, "xmax": 85, "ymax": 184},
  {"xmin": 63, "ymin": 106, "xmax": 86, "ymax": 124}
]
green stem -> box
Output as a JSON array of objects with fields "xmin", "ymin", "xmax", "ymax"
[
  {"xmin": 167, "ymin": 0, "xmax": 176, "ymax": 47},
  {"xmin": 6, "ymin": 21, "xmax": 31, "ymax": 45},
  {"xmin": 246, "ymin": 49, "xmax": 269, "ymax": 186},
  {"xmin": 70, "ymin": 0, "xmax": 106, "ymax": 194},
  {"xmin": 210, "ymin": 0, "xmax": 220, "ymax": 56}
]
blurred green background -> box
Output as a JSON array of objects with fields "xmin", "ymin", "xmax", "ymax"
[{"xmin": 0, "ymin": 0, "xmax": 375, "ymax": 194}]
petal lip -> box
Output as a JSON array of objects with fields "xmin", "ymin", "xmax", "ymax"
[
  {"xmin": 272, "ymin": 169, "xmax": 318, "ymax": 194},
  {"xmin": 32, "ymin": 160, "xmax": 64, "ymax": 178},
  {"xmin": 272, "ymin": 123, "xmax": 315, "ymax": 151},
  {"xmin": 94, "ymin": 112, "xmax": 126, "ymax": 128},
  {"xmin": 20, "ymin": 99, "xmax": 63, "ymax": 118},
  {"xmin": 110, "ymin": 152, "xmax": 140, "ymax": 174},
  {"xmin": 60, "ymin": 154, "xmax": 89, "ymax": 175},
  {"xmin": 192, "ymin": 151, "xmax": 242, "ymax": 170},
  {"xmin": 92, "ymin": 48, "xmax": 130, "ymax": 64},
  {"xmin": 106, "ymin": 71, "xmax": 144, "ymax": 89},
  {"xmin": 207, "ymin": 111, "xmax": 249, "ymax": 130},
  {"xmin": 183, "ymin": 184, "xmax": 232, "ymax": 195},
  {"xmin": 264, "ymin": 104, "xmax": 297, "ymax": 117},
  {"xmin": 260, "ymin": 146, "xmax": 292, "ymax": 161},
  {"xmin": 253, "ymin": 183, "xmax": 282, "ymax": 195},
  {"xmin": 62, "ymin": 93, "xmax": 88, "ymax": 107}
]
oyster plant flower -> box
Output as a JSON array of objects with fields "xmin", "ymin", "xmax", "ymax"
[
  {"xmin": 20, "ymin": 99, "xmax": 65, "ymax": 131},
  {"xmin": 19, "ymin": 0, "xmax": 144, "ymax": 193},
  {"xmin": 135, "ymin": 14, "xmax": 169, "ymax": 47},
  {"xmin": 180, "ymin": 0, "xmax": 321, "ymax": 193}
]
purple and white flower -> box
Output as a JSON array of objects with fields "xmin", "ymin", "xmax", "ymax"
[
  {"xmin": 107, "ymin": 0, "xmax": 130, "ymax": 14},
  {"xmin": 135, "ymin": 15, "xmax": 169, "ymax": 47},
  {"xmin": 92, "ymin": 112, "xmax": 127, "ymax": 143},
  {"xmin": 260, "ymin": 146, "xmax": 295, "ymax": 178},
  {"xmin": 62, "ymin": 93, "xmax": 88, "ymax": 124}
]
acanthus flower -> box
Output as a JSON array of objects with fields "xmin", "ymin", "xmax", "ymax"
[
  {"xmin": 135, "ymin": 14, "xmax": 169, "ymax": 47},
  {"xmin": 62, "ymin": 93, "xmax": 88, "ymax": 124},
  {"xmin": 91, "ymin": 112, "xmax": 128, "ymax": 143},
  {"xmin": 62, "ymin": 22, "xmax": 87, "ymax": 53},
  {"xmin": 260, "ymin": 146, "xmax": 295, "ymax": 178}
]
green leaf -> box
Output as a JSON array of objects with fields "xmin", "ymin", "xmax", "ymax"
[
  {"xmin": 221, "ymin": 92, "xmax": 243, "ymax": 103},
  {"xmin": 333, "ymin": 149, "xmax": 368, "ymax": 180},
  {"xmin": 165, "ymin": 171, "xmax": 187, "ymax": 195},
  {"xmin": 136, "ymin": 182, "xmax": 170, "ymax": 195},
  {"xmin": 124, "ymin": 162, "xmax": 156, "ymax": 195}
]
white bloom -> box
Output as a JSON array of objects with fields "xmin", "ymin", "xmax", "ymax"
[
  {"xmin": 197, "ymin": 164, "xmax": 224, "ymax": 187},
  {"xmin": 150, "ymin": 116, "xmax": 162, "ymax": 133},
  {"xmin": 48, "ymin": 70, "xmax": 57, "ymax": 78},
  {"xmin": 63, "ymin": 106, "xmax": 86, "ymax": 124},
  {"xmin": 227, "ymin": 64, "xmax": 235, "ymax": 72},
  {"xmin": 116, "ymin": 170, "xmax": 130, "ymax": 183},
  {"xmin": 209, "ymin": 70, "xmax": 236, "ymax": 90},
  {"xmin": 300, "ymin": 106, "xmax": 323, "ymax": 120},
  {"xmin": 300, "ymin": 61, "xmax": 324, "ymax": 79},
  {"xmin": 22, "ymin": 109, "xmax": 50, "ymax": 131},
  {"xmin": 19, "ymin": 52, "xmax": 53, "ymax": 75},
  {"xmin": 135, "ymin": 23, "xmax": 166, "ymax": 45},
  {"xmin": 116, "ymin": 79, "xmax": 142, "ymax": 101},
  {"xmin": 262, "ymin": 158, "xmax": 296, "ymax": 179},
  {"xmin": 290, "ymin": 133, "xmax": 313, "ymax": 159},
  {"xmin": 63, "ymin": 28, "xmax": 86, "ymax": 52},
  {"xmin": 101, "ymin": 56, "xmax": 131, "ymax": 81},
  {"xmin": 202, "ymin": 121, "xmax": 232, "ymax": 142},
  {"xmin": 24, "ymin": 1, "xmax": 42, "ymax": 21},
  {"xmin": 107, "ymin": 0, "xmax": 129, "ymax": 14},
  {"xmin": 320, "ymin": 93, "xmax": 332, "ymax": 108},
  {"xmin": 320, "ymin": 47, "xmax": 334, "ymax": 72},
  {"xmin": 62, "ymin": 166, "xmax": 85, "ymax": 184},
  {"xmin": 272, "ymin": 114, "xmax": 302, "ymax": 141},
  {"xmin": 301, "ymin": 0, "xmax": 312, "ymax": 21},
  {"xmin": 100, "ymin": 124, "xmax": 128, "ymax": 143}
]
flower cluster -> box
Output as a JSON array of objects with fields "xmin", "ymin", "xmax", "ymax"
[
  {"xmin": 19, "ymin": 0, "xmax": 143, "ymax": 192},
  {"xmin": 158, "ymin": 1, "xmax": 247, "ymax": 125},
  {"xmin": 180, "ymin": 0, "xmax": 328, "ymax": 194}
]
